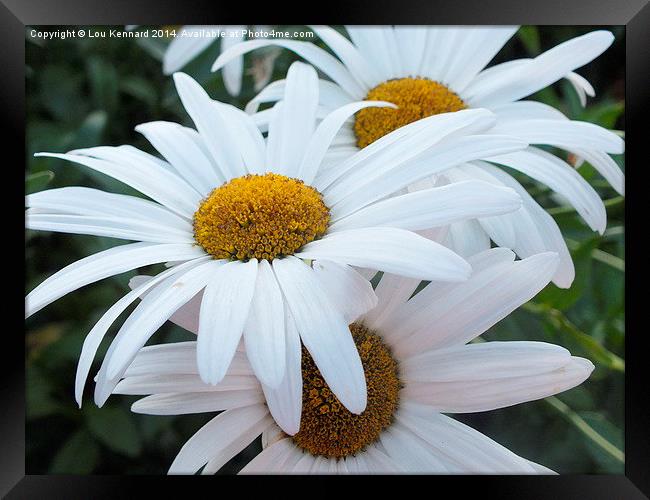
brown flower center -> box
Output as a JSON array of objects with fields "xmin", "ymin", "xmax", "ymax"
[
  {"xmin": 193, "ymin": 173, "xmax": 330, "ymax": 261},
  {"xmin": 292, "ymin": 323, "xmax": 400, "ymax": 458},
  {"xmin": 354, "ymin": 77, "xmax": 467, "ymax": 148}
]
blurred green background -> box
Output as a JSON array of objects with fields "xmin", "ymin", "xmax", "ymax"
[{"xmin": 25, "ymin": 25, "xmax": 625, "ymax": 474}]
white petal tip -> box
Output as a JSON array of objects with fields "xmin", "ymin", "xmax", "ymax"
[
  {"xmin": 552, "ymin": 276, "xmax": 574, "ymax": 289},
  {"xmin": 172, "ymin": 72, "xmax": 192, "ymax": 86},
  {"xmin": 344, "ymin": 395, "xmax": 368, "ymax": 416},
  {"xmin": 595, "ymin": 30, "xmax": 615, "ymax": 45},
  {"xmin": 279, "ymin": 422, "xmax": 301, "ymax": 436},
  {"xmin": 572, "ymin": 357, "xmax": 596, "ymax": 379}
]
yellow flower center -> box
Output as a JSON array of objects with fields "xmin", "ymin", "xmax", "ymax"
[
  {"xmin": 292, "ymin": 323, "xmax": 400, "ymax": 459},
  {"xmin": 354, "ymin": 77, "xmax": 467, "ymax": 148},
  {"xmin": 193, "ymin": 173, "xmax": 330, "ymax": 261}
]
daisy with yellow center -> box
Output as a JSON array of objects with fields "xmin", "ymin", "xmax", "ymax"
[
  {"xmin": 26, "ymin": 61, "xmax": 528, "ymax": 418},
  {"xmin": 213, "ymin": 26, "xmax": 624, "ymax": 289},
  {"xmin": 115, "ymin": 249, "xmax": 594, "ymax": 474}
]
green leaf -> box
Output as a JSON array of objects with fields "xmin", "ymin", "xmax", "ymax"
[
  {"xmin": 524, "ymin": 303, "xmax": 624, "ymax": 372},
  {"xmin": 578, "ymin": 100, "xmax": 625, "ymax": 129},
  {"xmin": 136, "ymin": 36, "xmax": 168, "ymax": 61},
  {"xmin": 26, "ymin": 170, "xmax": 54, "ymax": 193},
  {"xmin": 120, "ymin": 76, "xmax": 158, "ymax": 107},
  {"xmin": 545, "ymin": 396, "xmax": 625, "ymax": 465},
  {"xmin": 535, "ymin": 236, "xmax": 599, "ymax": 311},
  {"xmin": 73, "ymin": 110, "xmax": 108, "ymax": 148},
  {"xmin": 85, "ymin": 405, "xmax": 143, "ymax": 457},
  {"xmin": 26, "ymin": 366, "xmax": 64, "ymax": 420},
  {"xmin": 50, "ymin": 430, "xmax": 100, "ymax": 474},
  {"xmin": 39, "ymin": 65, "xmax": 85, "ymax": 122},
  {"xmin": 578, "ymin": 411, "xmax": 624, "ymax": 472},
  {"xmin": 518, "ymin": 26, "xmax": 541, "ymax": 55},
  {"xmin": 87, "ymin": 57, "xmax": 119, "ymax": 113}
]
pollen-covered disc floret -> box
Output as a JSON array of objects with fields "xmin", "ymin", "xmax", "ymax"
[
  {"xmin": 193, "ymin": 173, "xmax": 330, "ymax": 261},
  {"xmin": 354, "ymin": 77, "xmax": 467, "ymax": 148},
  {"xmin": 292, "ymin": 323, "xmax": 400, "ymax": 459}
]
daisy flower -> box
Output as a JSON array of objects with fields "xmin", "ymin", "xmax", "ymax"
[
  {"xmin": 212, "ymin": 26, "xmax": 625, "ymax": 288},
  {"xmin": 26, "ymin": 62, "xmax": 528, "ymax": 415},
  {"xmin": 128, "ymin": 25, "xmax": 279, "ymax": 96},
  {"xmin": 113, "ymin": 249, "xmax": 593, "ymax": 474}
]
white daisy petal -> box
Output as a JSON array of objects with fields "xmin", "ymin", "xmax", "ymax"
[
  {"xmin": 197, "ymin": 259, "xmax": 258, "ymax": 385},
  {"xmin": 465, "ymin": 162, "xmax": 575, "ymax": 288},
  {"xmin": 74, "ymin": 259, "xmax": 205, "ymax": 407},
  {"xmin": 492, "ymin": 119, "xmax": 624, "ymax": 154},
  {"xmin": 220, "ymin": 27, "xmax": 246, "ymax": 96},
  {"xmin": 204, "ymin": 427, "xmax": 286, "ymax": 476},
  {"xmin": 450, "ymin": 26, "xmax": 519, "ymax": 92},
  {"xmin": 398, "ymin": 403, "xmax": 537, "ymax": 473},
  {"xmin": 245, "ymin": 79, "xmax": 286, "ymax": 114},
  {"xmin": 525, "ymin": 460, "xmax": 557, "ymax": 474},
  {"xmin": 393, "ymin": 26, "xmax": 428, "ymax": 77},
  {"xmin": 292, "ymin": 451, "xmax": 318, "ymax": 473},
  {"xmin": 260, "ymin": 422, "xmax": 285, "ymax": 450},
  {"xmin": 328, "ymin": 134, "xmax": 527, "ymax": 218},
  {"xmin": 273, "ymin": 256, "xmax": 367, "ymax": 414},
  {"xmin": 135, "ymin": 121, "xmax": 224, "ymax": 194},
  {"xmin": 215, "ymin": 102, "xmax": 267, "ymax": 173},
  {"xmin": 168, "ymin": 404, "xmax": 272, "ymax": 474},
  {"xmin": 420, "ymin": 26, "xmax": 457, "ymax": 81},
  {"xmin": 330, "ymin": 180, "xmax": 521, "ymax": 231},
  {"xmin": 402, "ymin": 341, "xmax": 572, "ymax": 382},
  {"xmin": 297, "ymin": 100, "xmax": 396, "ymax": 184},
  {"xmin": 390, "ymin": 252, "xmax": 559, "ymax": 356},
  {"xmin": 317, "ymin": 79, "xmax": 356, "ymax": 110},
  {"xmin": 361, "ymin": 272, "xmax": 420, "ymax": 331},
  {"xmin": 129, "ymin": 276, "xmax": 206, "ymax": 335},
  {"xmin": 244, "ymin": 260, "xmax": 286, "ymax": 388},
  {"xmin": 462, "ymin": 58, "xmax": 531, "ymax": 104},
  {"xmin": 362, "ymin": 445, "xmax": 402, "ymax": 473},
  {"xmin": 172, "ymin": 72, "xmax": 247, "ymax": 180},
  {"xmin": 26, "ymin": 187, "xmax": 191, "ymax": 231},
  {"xmin": 34, "ymin": 150, "xmax": 201, "ymax": 218},
  {"xmin": 320, "ymin": 108, "xmax": 499, "ymax": 202},
  {"xmin": 403, "ymin": 356, "xmax": 594, "ymax": 413},
  {"xmin": 312, "ymin": 260, "xmax": 377, "ymax": 324},
  {"xmin": 261, "ymin": 306, "xmax": 302, "ymax": 435},
  {"xmin": 566, "ymin": 71, "xmax": 594, "ymax": 107},
  {"xmin": 491, "ymin": 100, "xmax": 568, "ymax": 121},
  {"xmin": 309, "ymin": 25, "xmax": 382, "ymax": 88},
  {"xmin": 211, "ymin": 39, "xmax": 365, "ymax": 98},
  {"xmin": 239, "ymin": 439, "xmax": 299, "ymax": 474},
  {"xmin": 25, "ymin": 242, "xmax": 204, "ymax": 318},
  {"xmin": 265, "ymin": 62, "xmax": 318, "ymax": 177},
  {"xmin": 26, "ymin": 213, "xmax": 194, "ymax": 244},
  {"xmin": 103, "ymin": 260, "xmax": 221, "ymax": 381},
  {"xmin": 489, "ymin": 147, "xmax": 607, "ymax": 233},
  {"xmin": 163, "ymin": 26, "xmax": 215, "ymax": 74},
  {"xmin": 470, "ymin": 30, "xmax": 614, "ymax": 106},
  {"xmin": 439, "ymin": 166, "xmax": 514, "ymax": 249},
  {"xmin": 297, "ymin": 227, "xmax": 471, "ymax": 282},
  {"xmin": 380, "ymin": 423, "xmax": 454, "ymax": 473},
  {"xmin": 125, "ymin": 342, "xmax": 251, "ymax": 377},
  {"xmin": 444, "ymin": 219, "xmax": 492, "ymax": 258},
  {"xmin": 572, "ymin": 148, "xmax": 624, "ymax": 196},
  {"xmin": 345, "ymin": 26, "xmax": 400, "ymax": 80},
  {"xmin": 132, "ymin": 390, "xmax": 263, "ymax": 415},
  {"xmin": 114, "ymin": 373, "xmax": 258, "ymax": 395}
]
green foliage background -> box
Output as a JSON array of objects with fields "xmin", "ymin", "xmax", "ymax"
[{"xmin": 25, "ymin": 25, "xmax": 625, "ymax": 474}]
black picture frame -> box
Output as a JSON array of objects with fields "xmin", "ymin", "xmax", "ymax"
[{"xmin": 5, "ymin": 0, "xmax": 648, "ymax": 496}]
